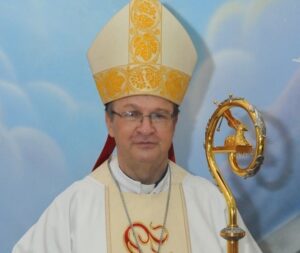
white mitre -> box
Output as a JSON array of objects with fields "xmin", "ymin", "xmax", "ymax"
[{"xmin": 87, "ymin": 0, "xmax": 197, "ymax": 105}]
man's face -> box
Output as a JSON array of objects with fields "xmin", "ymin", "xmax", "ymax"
[{"xmin": 105, "ymin": 95, "xmax": 177, "ymax": 167}]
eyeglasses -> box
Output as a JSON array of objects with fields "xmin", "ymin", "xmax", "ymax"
[{"xmin": 110, "ymin": 110, "xmax": 176, "ymax": 126}]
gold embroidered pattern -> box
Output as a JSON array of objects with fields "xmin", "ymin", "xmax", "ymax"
[
  {"xmin": 131, "ymin": 33, "xmax": 160, "ymax": 62},
  {"xmin": 129, "ymin": 0, "xmax": 161, "ymax": 64},
  {"xmin": 94, "ymin": 65, "xmax": 190, "ymax": 105},
  {"xmin": 93, "ymin": 0, "xmax": 191, "ymax": 105},
  {"xmin": 129, "ymin": 65, "xmax": 161, "ymax": 90}
]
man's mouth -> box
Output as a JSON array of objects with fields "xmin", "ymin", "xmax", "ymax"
[{"xmin": 133, "ymin": 141, "xmax": 157, "ymax": 148}]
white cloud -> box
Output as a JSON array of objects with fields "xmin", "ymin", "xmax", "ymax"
[
  {"xmin": 0, "ymin": 54, "xmax": 73, "ymax": 183},
  {"xmin": 0, "ymin": 79, "xmax": 37, "ymax": 126},
  {"xmin": 206, "ymin": 49, "xmax": 257, "ymax": 98},
  {"xmin": 292, "ymin": 57, "xmax": 300, "ymax": 63},
  {"xmin": 269, "ymin": 68, "xmax": 300, "ymax": 137},
  {"xmin": 213, "ymin": 49, "xmax": 255, "ymax": 68},
  {"xmin": 0, "ymin": 80, "xmax": 69, "ymax": 179},
  {"xmin": 206, "ymin": 1, "xmax": 245, "ymax": 46},
  {"xmin": 206, "ymin": 0, "xmax": 280, "ymax": 48},
  {"xmin": 0, "ymin": 123, "xmax": 23, "ymax": 178},
  {"xmin": 0, "ymin": 123, "xmax": 67, "ymax": 179},
  {"xmin": 0, "ymin": 49, "xmax": 82, "ymax": 250},
  {"xmin": 0, "ymin": 49, "xmax": 16, "ymax": 81},
  {"xmin": 243, "ymin": 0, "xmax": 279, "ymax": 30},
  {"xmin": 0, "ymin": 121, "xmax": 70, "ymax": 247},
  {"xmin": 28, "ymin": 81, "xmax": 79, "ymax": 113},
  {"xmin": 13, "ymin": 126, "xmax": 66, "ymax": 168},
  {"xmin": 0, "ymin": 79, "xmax": 31, "ymax": 106}
]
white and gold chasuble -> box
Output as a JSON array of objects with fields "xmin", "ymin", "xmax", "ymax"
[
  {"xmin": 12, "ymin": 160, "xmax": 263, "ymax": 253},
  {"xmin": 91, "ymin": 159, "xmax": 192, "ymax": 252}
]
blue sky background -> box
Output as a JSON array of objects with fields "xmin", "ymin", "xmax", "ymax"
[{"xmin": 1, "ymin": 0, "xmax": 300, "ymax": 252}]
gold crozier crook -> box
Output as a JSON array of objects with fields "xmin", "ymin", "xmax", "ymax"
[{"xmin": 204, "ymin": 95, "xmax": 266, "ymax": 253}]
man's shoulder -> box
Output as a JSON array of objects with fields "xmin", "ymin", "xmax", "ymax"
[
  {"xmin": 89, "ymin": 160, "xmax": 111, "ymax": 185},
  {"xmin": 47, "ymin": 170, "xmax": 106, "ymax": 210},
  {"xmin": 169, "ymin": 161, "xmax": 222, "ymax": 199},
  {"xmin": 35, "ymin": 174, "xmax": 106, "ymax": 222}
]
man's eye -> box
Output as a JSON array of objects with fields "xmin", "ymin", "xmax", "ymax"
[
  {"xmin": 123, "ymin": 111, "xmax": 141, "ymax": 119},
  {"xmin": 151, "ymin": 112, "xmax": 169, "ymax": 120}
]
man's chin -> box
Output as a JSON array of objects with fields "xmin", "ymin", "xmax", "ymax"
[{"xmin": 132, "ymin": 149, "xmax": 162, "ymax": 163}]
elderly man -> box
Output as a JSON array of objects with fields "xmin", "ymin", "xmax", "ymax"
[{"xmin": 13, "ymin": 0, "xmax": 262, "ymax": 252}]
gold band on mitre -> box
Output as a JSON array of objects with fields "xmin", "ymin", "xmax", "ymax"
[{"xmin": 88, "ymin": 0, "xmax": 197, "ymax": 105}]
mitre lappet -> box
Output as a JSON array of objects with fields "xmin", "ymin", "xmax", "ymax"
[{"xmin": 87, "ymin": 0, "xmax": 198, "ymax": 169}]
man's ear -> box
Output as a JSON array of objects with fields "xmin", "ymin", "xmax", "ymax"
[{"xmin": 105, "ymin": 112, "xmax": 115, "ymax": 138}]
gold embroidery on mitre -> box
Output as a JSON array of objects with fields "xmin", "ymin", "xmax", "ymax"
[
  {"xmin": 131, "ymin": 33, "xmax": 160, "ymax": 63},
  {"xmin": 93, "ymin": 0, "xmax": 191, "ymax": 105},
  {"xmin": 129, "ymin": 0, "xmax": 161, "ymax": 64},
  {"xmin": 94, "ymin": 65, "xmax": 190, "ymax": 105},
  {"xmin": 94, "ymin": 68, "xmax": 128, "ymax": 101},
  {"xmin": 163, "ymin": 67, "xmax": 190, "ymax": 102},
  {"xmin": 128, "ymin": 64, "xmax": 161, "ymax": 91}
]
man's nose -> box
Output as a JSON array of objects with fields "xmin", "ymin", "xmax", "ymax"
[{"xmin": 137, "ymin": 116, "xmax": 155, "ymax": 134}]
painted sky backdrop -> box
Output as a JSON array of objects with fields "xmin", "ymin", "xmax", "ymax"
[{"xmin": 1, "ymin": 0, "xmax": 300, "ymax": 252}]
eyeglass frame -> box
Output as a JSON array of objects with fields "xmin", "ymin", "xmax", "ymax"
[{"xmin": 105, "ymin": 102, "xmax": 180, "ymax": 125}]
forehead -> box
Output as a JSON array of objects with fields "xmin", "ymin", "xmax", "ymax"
[{"xmin": 112, "ymin": 95, "xmax": 174, "ymax": 111}]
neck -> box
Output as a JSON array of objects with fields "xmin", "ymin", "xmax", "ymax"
[{"xmin": 117, "ymin": 157, "xmax": 169, "ymax": 185}]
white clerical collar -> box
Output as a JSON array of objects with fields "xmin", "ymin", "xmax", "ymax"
[{"xmin": 109, "ymin": 156, "xmax": 170, "ymax": 194}]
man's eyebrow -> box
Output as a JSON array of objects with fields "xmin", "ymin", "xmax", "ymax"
[
  {"xmin": 121, "ymin": 105, "xmax": 171, "ymax": 112},
  {"xmin": 121, "ymin": 104, "xmax": 140, "ymax": 110}
]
